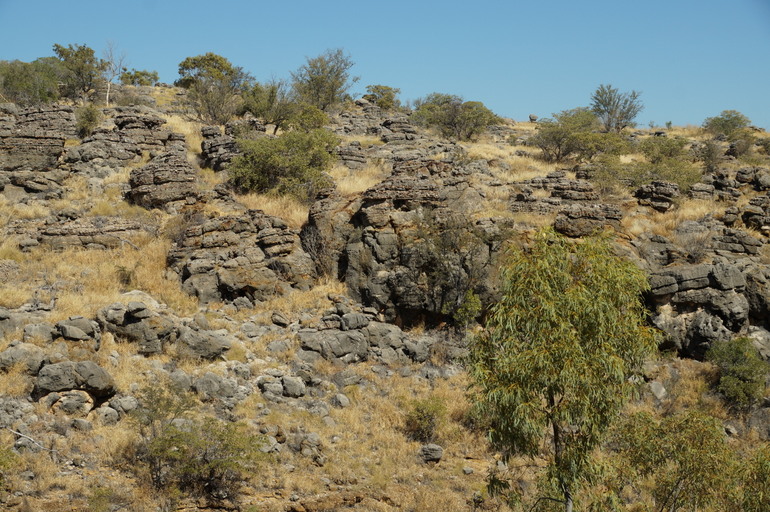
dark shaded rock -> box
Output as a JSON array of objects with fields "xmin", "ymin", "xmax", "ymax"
[
  {"xmin": 97, "ymin": 302, "xmax": 177, "ymax": 355},
  {"xmin": 36, "ymin": 361, "xmax": 115, "ymax": 398},
  {"xmin": 0, "ymin": 343, "xmax": 46, "ymax": 374},
  {"xmin": 167, "ymin": 210, "xmax": 317, "ymax": 304},
  {"xmin": 635, "ymin": 181, "xmax": 680, "ymax": 212},
  {"xmin": 177, "ymin": 326, "xmax": 232, "ymax": 359}
]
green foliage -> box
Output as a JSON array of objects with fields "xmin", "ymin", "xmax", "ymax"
[
  {"xmin": 228, "ymin": 128, "xmax": 338, "ymax": 202},
  {"xmin": 130, "ymin": 382, "xmax": 262, "ymax": 501},
  {"xmin": 241, "ymin": 79, "xmax": 297, "ymax": 134},
  {"xmin": 468, "ymin": 228, "xmax": 658, "ymax": 511},
  {"xmin": 529, "ymin": 108, "xmax": 599, "ymax": 162},
  {"xmin": 404, "ymin": 396, "xmax": 446, "ymax": 443},
  {"xmin": 452, "ymin": 289, "xmax": 482, "ymax": 329},
  {"xmin": 614, "ymin": 410, "xmax": 736, "ymax": 512},
  {"xmin": 0, "ymin": 444, "xmax": 19, "ymax": 491},
  {"xmin": 590, "ymin": 84, "xmax": 643, "ymax": 133},
  {"xmin": 695, "ymin": 139, "xmax": 723, "ymax": 172},
  {"xmin": 120, "ymin": 68, "xmax": 159, "ymax": 86},
  {"xmin": 638, "ymin": 136, "xmax": 688, "ymax": 164},
  {"xmin": 595, "ymin": 149, "xmax": 702, "ymax": 193},
  {"xmin": 53, "ymin": 43, "xmax": 106, "ymax": 103},
  {"xmin": 363, "ymin": 84, "xmax": 401, "ymax": 110},
  {"xmin": 176, "ymin": 52, "xmax": 252, "ymax": 124},
  {"xmin": 703, "ymin": 110, "xmax": 751, "ymax": 138},
  {"xmin": 76, "ymin": 104, "xmax": 102, "ymax": 138},
  {"xmin": 287, "ymin": 103, "xmax": 329, "ymax": 132},
  {"xmin": 0, "ymin": 58, "xmax": 64, "ymax": 105},
  {"xmin": 707, "ymin": 337, "xmax": 769, "ymax": 410},
  {"xmin": 146, "ymin": 418, "xmax": 263, "ymax": 500},
  {"xmin": 290, "ymin": 48, "xmax": 357, "ymax": 111},
  {"xmin": 742, "ymin": 444, "xmax": 770, "ymax": 512},
  {"xmin": 413, "ymin": 92, "xmax": 501, "ymax": 141}
]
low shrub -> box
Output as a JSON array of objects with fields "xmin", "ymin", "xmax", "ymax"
[
  {"xmin": 76, "ymin": 104, "xmax": 102, "ymax": 138},
  {"xmin": 404, "ymin": 396, "xmax": 446, "ymax": 443},
  {"xmin": 227, "ymin": 128, "xmax": 338, "ymax": 203},
  {"xmin": 707, "ymin": 337, "xmax": 769, "ymax": 410}
]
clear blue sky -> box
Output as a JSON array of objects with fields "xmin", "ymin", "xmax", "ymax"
[{"xmin": 1, "ymin": 0, "xmax": 769, "ymax": 129}]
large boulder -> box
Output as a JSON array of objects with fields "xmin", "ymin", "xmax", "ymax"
[
  {"xmin": 167, "ymin": 210, "xmax": 316, "ymax": 304},
  {"xmin": 127, "ymin": 150, "xmax": 200, "ymax": 213},
  {"xmin": 36, "ymin": 361, "xmax": 115, "ymax": 399}
]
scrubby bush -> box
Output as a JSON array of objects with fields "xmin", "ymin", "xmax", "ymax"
[
  {"xmin": 120, "ymin": 68, "xmax": 159, "ymax": 86},
  {"xmin": 53, "ymin": 43, "xmax": 106, "ymax": 103},
  {"xmin": 362, "ymin": 84, "xmax": 401, "ymax": 110},
  {"xmin": 291, "ymin": 48, "xmax": 357, "ymax": 112},
  {"xmin": 638, "ymin": 136, "xmax": 688, "ymax": 163},
  {"xmin": 590, "ymin": 83, "xmax": 643, "ymax": 132},
  {"xmin": 0, "ymin": 58, "xmax": 64, "ymax": 105},
  {"xmin": 130, "ymin": 382, "xmax": 263, "ymax": 501},
  {"xmin": 287, "ymin": 103, "xmax": 328, "ymax": 132},
  {"xmin": 529, "ymin": 108, "xmax": 598, "ymax": 162},
  {"xmin": 404, "ymin": 396, "xmax": 446, "ymax": 442},
  {"xmin": 695, "ymin": 140, "xmax": 723, "ymax": 172},
  {"xmin": 176, "ymin": 53, "xmax": 252, "ymax": 124},
  {"xmin": 707, "ymin": 337, "xmax": 768, "ymax": 410},
  {"xmin": 703, "ymin": 110, "xmax": 751, "ymax": 138},
  {"xmin": 227, "ymin": 128, "xmax": 338, "ymax": 202},
  {"xmin": 413, "ymin": 92, "xmax": 501, "ymax": 141},
  {"xmin": 241, "ymin": 79, "xmax": 297, "ymax": 134},
  {"xmin": 76, "ymin": 104, "xmax": 102, "ymax": 138}
]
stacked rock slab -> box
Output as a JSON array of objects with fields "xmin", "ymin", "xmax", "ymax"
[
  {"xmin": 127, "ymin": 149, "xmax": 200, "ymax": 213},
  {"xmin": 167, "ymin": 210, "xmax": 317, "ymax": 304},
  {"xmin": 304, "ymin": 159, "xmax": 504, "ymax": 323},
  {"xmin": 0, "ymin": 104, "xmax": 75, "ymax": 197}
]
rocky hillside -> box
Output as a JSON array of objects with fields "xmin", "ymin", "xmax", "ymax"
[{"xmin": 1, "ymin": 86, "xmax": 770, "ymax": 511}]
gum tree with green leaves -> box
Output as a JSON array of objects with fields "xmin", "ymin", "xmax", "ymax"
[{"xmin": 468, "ymin": 228, "xmax": 658, "ymax": 512}]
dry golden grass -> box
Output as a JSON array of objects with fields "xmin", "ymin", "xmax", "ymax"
[
  {"xmin": 329, "ymin": 162, "xmax": 388, "ymax": 196},
  {"xmin": 339, "ymin": 134, "xmax": 385, "ymax": 147},
  {"xmin": 162, "ymin": 113, "xmax": 203, "ymax": 165},
  {"xmin": 0, "ymin": 234, "xmax": 196, "ymax": 321},
  {"xmin": 252, "ymin": 276, "xmax": 346, "ymax": 320},
  {"xmin": 0, "ymin": 196, "xmax": 50, "ymax": 226},
  {"xmin": 0, "ymin": 362, "xmax": 34, "ymax": 397},
  {"xmin": 234, "ymin": 192, "xmax": 309, "ymax": 229},
  {"xmin": 668, "ymin": 124, "xmax": 707, "ymax": 139},
  {"xmin": 621, "ymin": 199, "xmax": 721, "ymax": 238}
]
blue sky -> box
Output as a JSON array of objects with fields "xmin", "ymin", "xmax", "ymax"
[{"xmin": 1, "ymin": 0, "xmax": 768, "ymax": 129}]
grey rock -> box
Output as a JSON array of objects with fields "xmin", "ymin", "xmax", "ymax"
[
  {"xmin": 36, "ymin": 361, "xmax": 115, "ymax": 398},
  {"xmin": 282, "ymin": 376, "xmax": 306, "ymax": 398},
  {"xmin": 419, "ymin": 443, "xmax": 444, "ymax": 463},
  {"xmin": 0, "ymin": 342, "xmax": 46, "ymax": 374}
]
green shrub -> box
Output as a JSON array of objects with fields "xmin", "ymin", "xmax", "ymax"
[
  {"xmin": 404, "ymin": 396, "xmax": 446, "ymax": 442},
  {"xmin": 638, "ymin": 136, "xmax": 688, "ymax": 163},
  {"xmin": 707, "ymin": 337, "xmax": 769, "ymax": 410},
  {"xmin": 362, "ymin": 84, "xmax": 401, "ymax": 110},
  {"xmin": 528, "ymin": 108, "xmax": 627, "ymax": 163},
  {"xmin": 287, "ymin": 103, "xmax": 328, "ymax": 132},
  {"xmin": 695, "ymin": 140, "xmax": 723, "ymax": 172},
  {"xmin": 76, "ymin": 104, "xmax": 102, "ymax": 138},
  {"xmin": 119, "ymin": 68, "xmax": 159, "ymax": 86},
  {"xmin": 228, "ymin": 128, "xmax": 338, "ymax": 202},
  {"xmin": 703, "ymin": 110, "xmax": 751, "ymax": 138},
  {"xmin": 0, "ymin": 445, "xmax": 18, "ymax": 491},
  {"xmin": 0, "ymin": 58, "xmax": 64, "ymax": 105},
  {"xmin": 413, "ymin": 92, "xmax": 501, "ymax": 141}
]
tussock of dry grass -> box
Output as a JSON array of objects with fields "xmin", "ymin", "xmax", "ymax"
[
  {"xmin": 234, "ymin": 192, "xmax": 309, "ymax": 229},
  {"xmin": 621, "ymin": 199, "xmax": 721, "ymax": 238},
  {"xmin": 253, "ymin": 276, "xmax": 346, "ymax": 319},
  {"xmin": 329, "ymin": 163, "xmax": 388, "ymax": 196},
  {"xmin": 162, "ymin": 114, "xmax": 203, "ymax": 164},
  {"xmin": 0, "ymin": 234, "xmax": 197, "ymax": 320}
]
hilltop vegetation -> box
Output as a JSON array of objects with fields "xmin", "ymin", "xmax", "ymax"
[{"xmin": 1, "ymin": 43, "xmax": 770, "ymax": 511}]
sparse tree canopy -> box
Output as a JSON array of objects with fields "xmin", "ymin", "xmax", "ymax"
[
  {"xmin": 413, "ymin": 92, "xmax": 501, "ymax": 141},
  {"xmin": 241, "ymin": 79, "xmax": 298, "ymax": 134},
  {"xmin": 468, "ymin": 228, "xmax": 658, "ymax": 512},
  {"xmin": 290, "ymin": 48, "xmax": 357, "ymax": 111},
  {"xmin": 362, "ymin": 84, "xmax": 401, "ymax": 110},
  {"xmin": 101, "ymin": 41, "xmax": 126, "ymax": 107},
  {"xmin": 120, "ymin": 68, "xmax": 159, "ymax": 87},
  {"xmin": 53, "ymin": 43, "xmax": 106, "ymax": 103},
  {"xmin": 590, "ymin": 83, "xmax": 643, "ymax": 133},
  {"xmin": 529, "ymin": 107, "xmax": 600, "ymax": 162},
  {"xmin": 176, "ymin": 52, "xmax": 252, "ymax": 124}
]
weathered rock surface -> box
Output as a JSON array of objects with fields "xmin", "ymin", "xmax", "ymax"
[
  {"xmin": 36, "ymin": 361, "xmax": 115, "ymax": 399},
  {"xmin": 127, "ymin": 149, "xmax": 200, "ymax": 213},
  {"xmin": 303, "ymin": 159, "xmax": 505, "ymax": 323},
  {"xmin": 635, "ymin": 180, "xmax": 680, "ymax": 212},
  {"xmin": 167, "ymin": 210, "xmax": 316, "ymax": 304}
]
